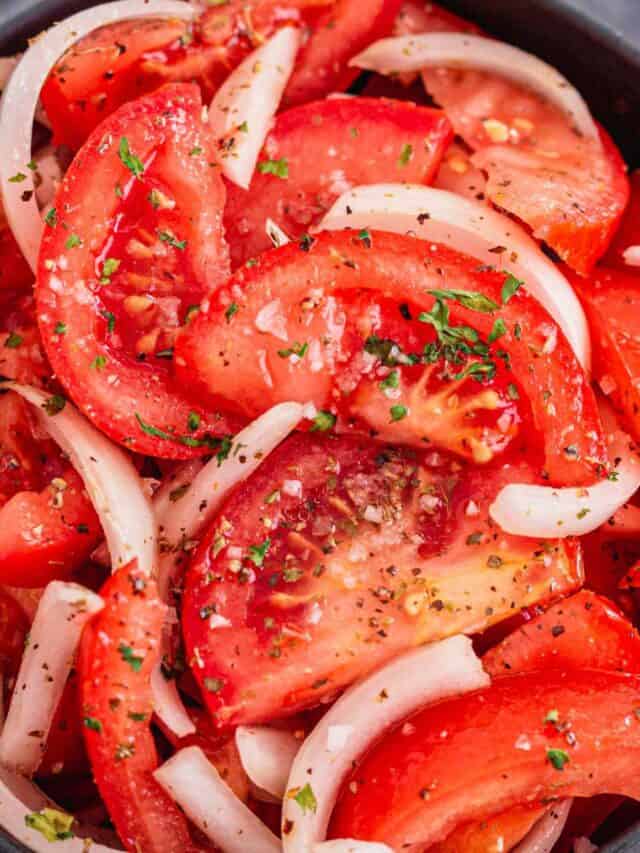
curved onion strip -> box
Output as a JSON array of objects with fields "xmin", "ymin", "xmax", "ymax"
[
  {"xmin": 4, "ymin": 383, "xmax": 156, "ymax": 574},
  {"xmin": 490, "ymin": 427, "xmax": 640, "ymax": 538},
  {"xmin": 150, "ymin": 663, "xmax": 196, "ymax": 740},
  {"xmin": 281, "ymin": 635, "xmax": 489, "ymax": 851},
  {"xmin": 235, "ymin": 726, "xmax": 300, "ymax": 800},
  {"xmin": 0, "ymin": 582, "xmax": 103, "ymax": 775},
  {"xmin": 513, "ymin": 800, "xmax": 573, "ymax": 853},
  {"xmin": 350, "ymin": 33, "xmax": 598, "ymax": 140},
  {"xmin": 317, "ymin": 183, "xmax": 590, "ymax": 371},
  {"xmin": 266, "ymin": 217, "xmax": 291, "ymax": 248},
  {"xmin": 0, "ymin": 768, "xmax": 119, "ymax": 852},
  {"xmin": 152, "ymin": 459, "xmax": 204, "ymax": 527},
  {"xmin": 313, "ymin": 843, "xmax": 393, "ymax": 853},
  {"xmin": 0, "ymin": 0, "xmax": 196, "ymax": 271},
  {"xmin": 623, "ymin": 246, "xmax": 640, "ymax": 267},
  {"xmin": 154, "ymin": 746, "xmax": 281, "ymax": 853},
  {"xmin": 208, "ymin": 26, "xmax": 300, "ymax": 190},
  {"xmin": 0, "ymin": 56, "xmax": 19, "ymax": 92}
]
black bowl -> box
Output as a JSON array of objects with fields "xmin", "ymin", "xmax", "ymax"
[{"xmin": 0, "ymin": 1, "xmax": 639, "ymax": 851}]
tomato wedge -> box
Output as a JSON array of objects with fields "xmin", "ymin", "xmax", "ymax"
[
  {"xmin": 329, "ymin": 669, "xmax": 640, "ymax": 848},
  {"xmin": 420, "ymin": 56, "xmax": 629, "ymax": 274},
  {"xmin": 38, "ymin": 673, "xmax": 89, "ymax": 779},
  {"xmin": 0, "ymin": 390, "xmax": 100, "ymax": 587},
  {"xmin": 605, "ymin": 170, "xmax": 640, "ymax": 269},
  {"xmin": 224, "ymin": 96, "xmax": 452, "ymax": 266},
  {"xmin": 79, "ymin": 562, "xmax": 199, "ymax": 853},
  {"xmin": 176, "ymin": 230, "xmax": 605, "ymax": 485},
  {"xmin": 37, "ymin": 83, "xmax": 240, "ymax": 458},
  {"xmin": 183, "ymin": 430, "xmax": 580, "ymax": 728},
  {"xmin": 394, "ymin": 0, "xmax": 483, "ymax": 38},
  {"xmin": 0, "ymin": 588, "xmax": 28, "ymax": 677}
]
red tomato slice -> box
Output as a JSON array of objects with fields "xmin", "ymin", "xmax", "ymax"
[
  {"xmin": 224, "ymin": 96, "xmax": 452, "ymax": 266},
  {"xmin": 176, "ymin": 230, "xmax": 606, "ymax": 485},
  {"xmin": 432, "ymin": 804, "xmax": 544, "ymax": 853},
  {"xmin": 183, "ymin": 430, "xmax": 580, "ymax": 728},
  {"xmin": 420, "ymin": 65, "xmax": 629, "ymax": 274},
  {"xmin": 38, "ymin": 672, "xmax": 89, "ymax": 779},
  {"xmin": 282, "ymin": 0, "xmax": 402, "ymax": 106},
  {"xmin": 0, "ymin": 227, "xmax": 33, "ymax": 306},
  {"xmin": 41, "ymin": 19, "xmax": 189, "ymax": 151},
  {"xmin": 79, "ymin": 562, "xmax": 199, "ymax": 853},
  {"xmin": 37, "ymin": 83, "xmax": 240, "ymax": 458},
  {"xmin": 329, "ymin": 669, "xmax": 640, "ymax": 848},
  {"xmin": 0, "ymin": 391, "xmax": 100, "ymax": 587},
  {"xmin": 394, "ymin": 0, "xmax": 483, "ymax": 37},
  {"xmin": 0, "ymin": 588, "xmax": 28, "ymax": 677},
  {"xmin": 605, "ymin": 170, "xmax": 640, "ymax": 269}
]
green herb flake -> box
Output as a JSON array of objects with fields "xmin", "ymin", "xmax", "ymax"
[
  {"xmin": 576, "ymin": 507, "xmax": 591, "ymax": 520},
  {"xmin": 43, "ymin": 394, "xmax": 66, "ymax": 416},
  {"xmin": 189, "ymin": 146, "xmax": 203, "ymax": 157},
  {"xmin": 101, "ymin": 310, "xmax": 116, "ymax": 334},
  {"xmin": 247, "ymin": 538, "xmax": 271, "ymax": 567},
  {"xmin": 118, "ymin": 643, "xmax": 144, "ymax": 673},
  {"xmin": 158, "ymin": 229, "xmax": 187, "ymax": 250},
  {"xmin": 358, "ymin": 228, "xmax": 372, "ymax": 248},
  {"xmin": 9, "ymin": 172, "xmax": 27, "ymax": 183},
  {"xmin": 127, "ymin": 711, "xmax": 148, "ymax": 722},
  {"xmin": 390, "ymin": 404, "xmax": 408, "ymax": 422},
  {"xmin": 544, "ymin": 708, "xmax": 560, "ymax": 724},
  {"xmin": 293, "ymin": 783, "xmax": 317, "ymax": 815},
  {"xmin": 90, "ymin": 355, "xmax": 107, "ymax": 371},
  {"xmin": 488, "ymin": 317, "xmax": 507, "ymax": 343},
  {"xmin": 428, "ymin": 288, "xmax": 499, "ymax": 314},
  {"xmin": 264, "ymin": 489, "xmax": 280, "ymax": 504},
  {"xmin": 53, "ymin": 321, "xmax": 68, "ymax": 336},
  {"xmin": 4, "ymin": 332, "xmax": 22, "ymax": 349},
  {"xmin": 507, "ymin": 382, "xmax": 520, "ymax": 400},
  {"xmin": 278, "ymin": 341, "xmax": 308, "ymax": 359},
  {"xmin": 238, "ymin": 120, "xmax": 249, "ymax": 133},
  {"xmin": 65, "ymin": 233, "xmax": 82, "ymax": 250},
  {"xmin": 203, "ymin": 676, "xmax": 225, "ymax": 693},
  {"xmin": 310, "ymin": 410, "xmax": 336, "ymax": 432},
  {"xmin": 398, "ymin": 143, "xmax": 413, "ymax": 167},
  {"xmin": 225, "ymin": 302, "xmax": 239, "ymax": 322},
  {"xmin": 83, "ymin": 716, "xmax": 102, "ymax": 733},
  {"xmin": 100, "ymin": 257, "xmax": 120, "ymax": 283},
  {"xmin": 547, "ymin": 748, "xmax": 569, "ymax": 771},
  {"xmin": 187, "ymin": 411, "xmax": 201, "ymax": 432},
  {"xmin": 44, "ymin": 207, "xmax": 57, "ymax": 227},
  {"xmin": 119, "ymin": 136, "xmax": 145, "ymax": 178},
  {"xmin": 501, "ymin": 273, "xmax": 524, "ymax": 305},
  {"xmin": 25, "ymin": 808, "xmax": 74, "ymax": 842},
  {"xmin": 257, "ymin": 158, "xmax": 289, "ymax": 179}
]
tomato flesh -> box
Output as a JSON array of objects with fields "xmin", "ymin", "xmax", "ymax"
[
  {"xmin": 329, "ymin": 669, "xmax": 640, "ymax": 847},
  {"xmin": 37, "ymin": 83, "xmax": 240, "ymax": 458},
  {"xmin": 224, "ymin": 96, "xmax": 452, "ymax": 266},
  {"xmin": 176, "ymin": 230, "xmax": 605, "ymax": 485},
  {"xmin": 79, "ymin": 562, "xmax": 199, "ymax": 853},
  {"xmin": 0, "ymin": 588, "xmax": 28, "ymax": 677},
  {"xmin": 183, "ymin": 431, "xmax": 580, "ymax": 728},
  {"xmin": 605, "ymin": 170, "xmax": 640, "ymax": 269}
]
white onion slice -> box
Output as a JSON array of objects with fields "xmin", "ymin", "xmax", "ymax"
[
  {"xmin": 150, "ymin": 664, "xmax": 196, "ymax": 740},
  {"xmin": 490, "ymin": 427, "xmax": 640, "ymax": 537},
  {"xmin": 154, "ymin": 746, "xmax": 281, "ymax": 853},
  {"xmin": 0, "ymin": 0, "xmax": 196, "ymax": 271},
  {"xmin": 0, "ymin": 767, "xmax": 119, "ymax": 852},
  {"xmin": 33, "ymin": 145, "xmax": 64, "ymax": 211},
  {"xmin": 513, "ymin": 800, "xmax": 572, "ymax": 853},
  {"xmin": 235, "ymin": 726, "xmax": 300, "ymax": 800},
  {"xmin": 266, "ymin": 217, "xmax": 291, "ymax": 248},
  {"xmin": 4, "ymin": 383, "xmax": 156, "ymax": 575},
  {"xmin": 313, "ymin": 843, "xmax": 393, "ymax": 853},
  {"xmin": 0, "ymin": 56, "xmax": 19, "ymax": 92},
  {"xmin": 317, "ymin": 183, "xmax": 590, "ymax": 371},
  {"xmin": 0, "ymin": 582, "xmax": 103, "ymax": 776},
  {"xmin": 623, "ymin": 246, "xmax": 640, "ymax": 267},
  {"xmin": 208, "ymin": 26, "xmax": 300, "ymax": 190},
  {"xmin": 281, "ymin": 635, "xmax": 489, "ymax": 852},
  {"xmin": 350, "ymin": 33, "xmax": 598, "ymax": 140}
]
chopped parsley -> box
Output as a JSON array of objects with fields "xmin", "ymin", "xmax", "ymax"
[
  {"xmin": 544, "ymin": 708, "xmax": 559, "ymax": 724},
  {"xmin": 118, "ymin": 643, "xmax": 144, "ymax": 673},
  {"xmin": 187, "ymin": 411, "xmax": 201, "ymax": 431},
  {"xmin": 44, "ymin": 207, "xmax": 57, "ymax": 227},
  {"xmin": 100, "ymin": 257, "xmax": 120, "ymax": 283},
  {"xmin": 65, "ymin": 233, "xmax": 82, "ymax": 249},
  {"xmin": 428, "ymin": 288, "xmax": 498, "ymax": 314},
  {"xmin": 398, "ymin": 143, "xmax": 413, "ymax": 167},
  {"xmin": 225, "ymin": 302, "xmax": 239, "ymax": 322},
  {"xmin": 189, "ymin": 146, "xmax": 203, "ymax": 157},
  {"xmin": 488, "ymin": 317, "xmax": 506, "ymax": 343},
  {"xmin": 310, "ymin": 410, "xmax": 336, "ymax": 432},
  {"xmin": 501, "ymin": 272, "xmax": 524, "ymax": 304},
  {"xmin": 238, "ymin": 120, "xmax": 249, "ymax": 133},
  {"xmin": 293, "ymin": 783, "xmax": 317, "ymax": 815},
  {"xmin": 247, "ymin": 538, "xmax": 271, "ymax": 567},
  {"xmin": 134, "ymin": 412, "xmax": 228, "ymax": 452},
  {"xmin": 278, "ymin": 341, "xmax": 308, "ymax": 359},
  {"xmin": 507, "ymin": 382, "xmax": 520, "ymax": 400},
  {"xmin": 101, "ymin": 310, "xmax": 116, "ymax": 334},
  {"xmin": 9, "ymin": 172, "xmax": 27, "ymax": 183},
  {"xmin": 83, "ymin": 716, "xmax": 102, "ymax": 732},
  {"xmin": 158, "ymin": 229, "xmax": 187, "ymax": 250},
  {"xmin": 257, "ymin": 158, "xmax": 289, "ymax": 179},
  {"xmin": 25, "ymin": 809, "xmax": 74, "ymax": 842},
  {"xmin": 547, "ymin": 748, "xmax": 569, "ymax": 771},
  {"xmin": 358, "ymin": 228, "xmax": 372, "ymax": 248},
  {"xmin": 390, "ymin": 404, "xmax": 408, "ymax": 422},
  {"xmin": 4, "ymin": 332, "xmax": 22, "ymax": 349},
  {"xmin": 380, "ymin": 369, "xmax": 399, "ymax": 391},
  {"xmin": 203, "ymin": 677, "xmax": 225, "ymax": 693},
  {"xmin": 54, "ymin": 321, "xmax": 67, "ymax": 335},
  {"xmin": 119, "ymin": 136, "xmax": 145, "ymax": 178},
  {"xmin": 43, "ymin": 394, "xmax": 66, "ymax": 416},
  {"xmin": 90, "ymin": 355, "xmax": 107, "ymax": 370}
]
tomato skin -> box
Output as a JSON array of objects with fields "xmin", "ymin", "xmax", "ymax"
[
  {"xmin": 37, "ymin": 83, "xmax": 239, "ymax": 459},
  {"xmin": 176, "ymin": 230, "xmax": 605, "ymax": 486},
  {"xmin": 0, "ymin": 589, "xmax": 28, "ymax": 677},
  {"xmin": 183, "ymin": 431, "xmax": 580, "ymax": 728},
  {"xmin": 224, "ymin": 96, "xmax": 453, "ymax": 266},
  {"xmin": 606, "ymin": 170, "xmax": 640, "ymax": 269},
  {"xmin": 283, "ymin": 0, "xmax": 402, "ymax": 106},
  {"xmin": 41, "ymin": 19, "xmax": 188, "ymax": 150},
  {"xmin": 79, "ymin": 563, "xmax": 199, "ymax": 853},
  {"xmin": 38, "ymin": 672, "xmax": 89, "ymax": 779},
  {"xmin": 329, "ymin": 669, "xmax": 640, "ymax": 847}
]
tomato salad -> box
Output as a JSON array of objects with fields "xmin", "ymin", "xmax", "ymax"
[{"xmin": 0, "ymin": 1, "xmax": 639, "ymax": 851}]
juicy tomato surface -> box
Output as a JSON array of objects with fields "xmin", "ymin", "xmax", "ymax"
[
  {"xmin": 224, "ymin": 96, "xmax": 452, "ymax": 266},
  {"xmin": 0, "ymin": 588, "xmax": 28, "ymax": 677},
  {"xmin": 421, "ymin": 62, "xmax": 629, "ymax": 274},
  {"xmin": 37, "ymin": 83, "xmax": 241, "ymax": 458},
  {"xmin": 329, "ymin": 669, "xmax": 640, "ymax": 848},
  {"xmin": 79, "ymin": 562, "xmax": 200, "ymax": 853},
  {"xmin": 38, "ymin": 672, "xmax": 89, "ymax": 779},
  {"xmin": 0, "ymin": 227, "xmax": 33, "ymax": 305},
  {"xmin": 176, "ymin": 230, "xmax": 606, "ymax": 486},
  {"xmin": 0, "ymin": 391, "xmax": 101, "ymax": 587},
  {"xmin": 394, "ymin": 0, "xmax": 483, "ymax": 37},
  {"xmin": 183, "ymin": 431, "xmax": 580, "ymax": 728},
  {"xmin": 605, "ymin": 170, "xmax": 640, "ymax": 268}
]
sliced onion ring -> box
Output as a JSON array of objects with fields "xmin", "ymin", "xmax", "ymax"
[
  {"xmin": 490, "ymin": 427, "xmax": 640, "ymax": 537},
  {"xmin": 281, "ymin": 635, "xmax": 489, "ymax": 851},
  {"xmin": 208, "ymin": 26, "xmax": 300, "ymax": 190},
  {"xmin": 317, "ymin": 183, "xmax": 590, "ymax": 371},
  {"xmin": 0, "ymin": 582, "xmax": 103, "ymax": 776},
  {"xmin": 313, "ymin": 843, "xmax": 393, "ymax": 853},
  {"xmin": 0, "ymin": 0, "xmax": 196, "ymax": 271},
  {"xmin": 154, "ymin": 746, "xmax": 281, "ymax": 853},
  {"xmin": 3, "ymin": 383, "xmax": 156, "ymax": 575},
  {"xmin": 235, "ymin": 726, "xmax": 300, "ymax": 800},
  {"xmin": 350, "ymin": 32, "xmax": 598, "ymax": 140},
  {"xmin": 513, "ymin": 800, "xmax": 573, "ymax": 853},
  {"xmin": 266, "ymin": 217, "xmax": 291, "ymax": 248}
]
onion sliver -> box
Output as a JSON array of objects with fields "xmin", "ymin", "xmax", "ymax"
[
  {"xmin": 266, "ymin": 217, "xmax": 291, "ymax": 248},
  {"xmin": 0, "ymin": 582, "xmax": 103, "ymax": 776},
  {"xmin": 150, "ymin": 659, "xmax": 196, "ymax": 740},
  {"xmin": 154, "ymin": 745, "xmax": 281, "ymax": 853},
  {"xmin": 208, "ymin": 26, "xmax": 300, "ymax": 190},
  {"xmin": 4, "ymin": 382, "xmax": 156, "ymax": 575},
  {"xmin": 350, "ymin": 33, "xmax": 598, "ymax": 140},
  {"xmin": 623, "ymin": 246, "xmax": 640, "ymax": 267},
  {"xmin": 0, "ymin": 0, "xmax": 196, "ymax": 271},
  {"xmin": 513, "ymin": 800, "xmax": 572, "ymax": 853},
  {"xmin": 281, "ymin": 635, "xmax": 489, "ymax": 852},
  {"xmin": 235, "ymin": 726, "xmax": 300, "ymax": 800},
  {"xmin": 490, "ymin": 427, "xmax": 640, "ymax": 537},
  {"xmin": 313, "ymin": 843, "xmax": 393, "ymax": 853},
  {"xmin": 317, "ymin": 183, "xmax": 590, "ymax": 371},
  {"xmin": 0, "ymin": 767, "xmax": 119, "ymax": 852}
]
